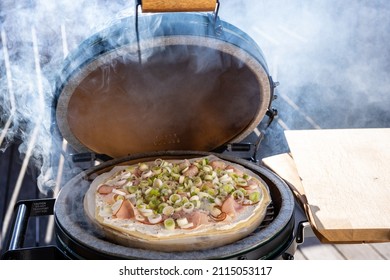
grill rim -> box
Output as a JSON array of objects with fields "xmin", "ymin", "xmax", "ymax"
[{"xmin": 54, "ymin": 150, "xmax": 295, "ymax": 259}]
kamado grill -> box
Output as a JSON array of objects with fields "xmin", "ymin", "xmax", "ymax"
[{"xmin": 2, "ymin": 0, "xmax": 305, "ymax": 260}]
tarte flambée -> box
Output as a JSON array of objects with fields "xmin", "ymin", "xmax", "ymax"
[{"xmin": 84, "ymin": 156, "xmax": 271, "ymax": 252}]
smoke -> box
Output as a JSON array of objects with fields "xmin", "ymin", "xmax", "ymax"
[
  {"xmin": 1, "ymin": 0, "xmax": 390, "ymax": 193},
  {"xmin": 220, "ymin": 0, "xmax": 390, "ymax": 129},
  {"xmin": 0, "ymin": 0, "xmax": 133, "ymax": 194}
]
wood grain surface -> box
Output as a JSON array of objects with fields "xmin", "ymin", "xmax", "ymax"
[
  {"xmin": 142, "ymin": 0, "xmax": 216, "ymax": 12},
  {"xmin": 282, "ymin": 128, "xmax": 390, "ymax": 243}
]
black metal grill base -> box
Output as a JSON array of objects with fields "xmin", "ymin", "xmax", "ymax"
[
  {"xmin": 1, "ymin": 200, "xmax": 300, "ymax": 260},
  {"xmin": 2, "ymin": 152, "xmax": 301, "ymax": 260}
]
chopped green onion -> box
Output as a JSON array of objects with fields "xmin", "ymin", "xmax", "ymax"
[
  {"xmin": 219, "ymin": 174, "xmax": 232, "ymax": 184},
  {"xmin": 169, "ymin": 194, "xmax": 182, "ymax": 204},
  {"xmin": 223, "ymin": 184, "xmax": 235, "ymax": 193},
  {"xmin": 127, "ymin": 186, "xmax": 138, "ymax": 194},
  {"xmin": 162, "ymin": 205, "xmax": 174, "ymax": 216},
  {"xmin": 137, "ymin": 202, "xmax": 147, "ymax": 210},
  {"xmin": 180, "ymin": 197, "xmax": 189, "ymax": 205},
  {"xmin": 172, "ymin": 166, "xmax": 181, "ymax": 174},
  {"xmin": 182, "ymin": 202, "xmax": 194, "ymax": 213},
  {"xmin": 111, "ymin": 200, "xmax": 123, "ymax": 215},
  {"xmin": 192, "ymin": 200, "xmax": 201, "ymax": 208},
  {"xmin": 176, "ymin": 217, "xmax": 189, "ymax": 228},
  {"xmin": 203, "ymin": 165, "xmax": 213, "ymax": 173},
  {"xmin": 190, "ymin": 195, "xmax": 199, "ymax": 201},
  {"xmin": 193, "ymin": 177, "xmax": 202, "ymax": 187},
  {"xmin": 207, "ymin": 188, "xmax": 218, "ymax": 196},
  {"xmin": 153, "ymin": 178, "xmax": 163, "ymax": 188},
  {"xmin": 149, "ymin": 188, "xmax": 160, "ymax": 196},
  {"xmin": 238, "ymin": 187, "xmax": 247, "ymax": 196},
  {"xmin": 139, "ymin": 180, "xmax": 150, "ymax": 188},
  {"xmin": 184, "ymin": 179, "xmax": 193, "ymax": 188},
  {"xmin": 235, "ymin": 177, "xmax": 248, "ymax": 186},
  {"xmin": 214, "ymin": 196, "xmax": 223, "ymax": 206},
  {"xmin": 161, "ymin": 188, "xmax": 171, "ymax": 197},
  {"xmin": 148, "ymin": 214, "xmax": 162, "ymax": 224},
  {"xmin": 164, "ymin": 218, "xmax": 175, "ymax": 230},
  {"xmin": 171, "ymin": 173, "xmax": 180, "ymax": 181},
  {"xmin": 148, "ymin": 199, "xmax": 160, "ymax": 210},
  {"xmin": 249, "ymin": 191, "xmax": 262, "ymax": 203},
  {"xmin": 190, "ymin": 186, "xmax": 200, "ymax": 196},
  {"xmin": 210, "ymin": 207, "xmax": 222, "ymax": 217},
  {"xmin": 139, "ymin": 163, "xmax": 149, "ymax": 171},
  {"xmin": 232, "ymin": 190, "xmax": 245, "ymax": 203},
  {"xmin": 142, "ymin": 170, "xmax": 153, "ymax": 179},
  {"xmin": 139, "ymin": 208, "xmax": 153, "ymax": 217},
  {"xmin": 198, "ymin": 192, "xmax": 210, "ymax": 199},
  {"xmin": 204, "ymin": 174, "xmax": 213, "ymax": 181},
  {"xmin": 152, "ymin": 166, "xmax": 162, "ymax": 175},
  {"xmin": 157, "ymin": 203, "xmax": 168, "ymax": 213},
  {"xmin": 112, "ymin": 189, "xmax": 127, "ymax": 196},
  {"xmin": 182, "ymin": 166, "xmax": 191, "ymax": 174}
]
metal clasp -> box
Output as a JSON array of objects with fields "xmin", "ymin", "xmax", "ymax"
[
  {"xmin": 209, "ymin": 0, "xmax": 223, "ymax": 36},
  {"xmin": 134, "ymin": 0, "xmax": 222, "ymax": 63},
  {"xmin": 296, "ymin": 221, "xmax": 311, "ymax": 245}
]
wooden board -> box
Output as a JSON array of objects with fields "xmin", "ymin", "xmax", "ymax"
[
  {"xmin": 142, "ymin": 0, "xmax": 216, "ymax": 12},
  {"xmin": 262, "ymin": 153, "xmax": 306, "ymax": 205},
  {"xmin": 262, "ymin": 153, "xmax": 328, "ymax": 241},
  {"xmin": 282, "ymin": 128, "xmax": 390, "ymax": 243}
]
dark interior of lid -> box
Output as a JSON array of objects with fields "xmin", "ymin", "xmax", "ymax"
[{"xmin": 65, "ymin": 45, "xmax": 263, "ymax": 157}]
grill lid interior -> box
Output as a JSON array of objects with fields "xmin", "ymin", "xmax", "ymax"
[{"xmin": 55, "ymin": 14, "xmax": 272, "ymax": 158}]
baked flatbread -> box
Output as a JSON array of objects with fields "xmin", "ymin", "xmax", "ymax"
[{"xmin": 84, "ymin": 156, "xmax": 271, "ymax": 251}]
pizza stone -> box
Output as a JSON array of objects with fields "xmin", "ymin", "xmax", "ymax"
[{"xmin": 84, "ymin": 156, "xmax": 271, "ymax": 252}]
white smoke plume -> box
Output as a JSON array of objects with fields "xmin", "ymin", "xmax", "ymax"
[{"xmin": 0, "ymin": 0, "xmax": 133, "ymax": 194}]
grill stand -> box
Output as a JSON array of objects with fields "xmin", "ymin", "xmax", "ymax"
[{"xmin": 1, "ymin": 199, "xmax": 68, "ymax": 259}]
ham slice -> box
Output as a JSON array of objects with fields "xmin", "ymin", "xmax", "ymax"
[
  {"xmin": 225, "ymin": 165, "xmax": 244, "ymax": 176},
  {"xmin": 221, "ymin": 195, "xmax": 243, "ymax": 218},
  {"xmin": 97, "ymin": 184, "xmax": 115, "ymax": 194},
  {"xmin": 210, "ymin": 160, "xmax": 227, "ymax": 170},
  {"xmin": 103, "ymin": 192, "xmax": 116, "ymax": 204},
  {"xmin": 116, "ymin": 200, "xmax": 138, "ymax": 219},
  {"xmin": 183, "ymin": 165, "xmax": 199, "ymax": 177},
  {"xmin": 189, "ymin": 211, "xmax": 210, "ymax": 227}
]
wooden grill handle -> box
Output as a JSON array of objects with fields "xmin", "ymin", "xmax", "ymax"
[{"xmin": 141, "ymin": 0, "xmax": 217, "ymax": 12}]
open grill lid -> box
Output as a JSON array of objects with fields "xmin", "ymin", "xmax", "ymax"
[{"xmin": 55, "ymin": 13, "xmax": 274, "ymax": 158}]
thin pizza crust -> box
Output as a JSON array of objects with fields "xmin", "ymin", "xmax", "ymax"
[{"xmin": 84, "ymin": 156, "xmax": 271, "ymax": 252}]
